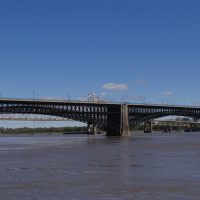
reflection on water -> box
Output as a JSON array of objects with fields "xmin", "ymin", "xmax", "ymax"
[{"xmin": 0, "ymin": 132, "xmax": 200, "ymax": 199}]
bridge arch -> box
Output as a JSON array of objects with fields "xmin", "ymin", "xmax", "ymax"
[
  {"xmin": 0, "ymin": 102, "xmax": 121, "ymax": 135},
  {"xmin": 128, "ymin": 106, "xmax": 200, "ymax": 128}
]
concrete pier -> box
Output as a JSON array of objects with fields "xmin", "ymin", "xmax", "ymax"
[
  {"xmin": 106, "ymin": 104, "xmax": 129, "ymax": 136},
  {"xmin": 144, "ymin": 121, "xmax": 153, "ymax": 133},
  {"xmin": 87, "ymin": 124, "xmax": 97, "ymax": 135},
  {"xmin": 120, "ymin": 105, "xmax": 129, "ymax": 136}
]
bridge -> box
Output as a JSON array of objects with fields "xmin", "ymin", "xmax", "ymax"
[{"xmin": 0, "ymin": 98, "xmax": 200, "ymax": 136}]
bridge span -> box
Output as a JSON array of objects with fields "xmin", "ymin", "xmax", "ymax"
[{"xmin": 0, "ymin": 98, "xmax": 200, "ymax": 136}]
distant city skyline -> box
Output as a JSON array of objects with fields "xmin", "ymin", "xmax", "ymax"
[{"xmin": 0, "ymin": 0, "xmax": 200, "ymax": 107}]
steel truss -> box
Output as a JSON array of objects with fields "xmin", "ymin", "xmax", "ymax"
[
  {"xmin": 128, "ymin": 105, "xmax": 200, "ymax": 128},
  {"xmin": 1, "ymin": 99, "xmax": 200, "ymax": 135}
]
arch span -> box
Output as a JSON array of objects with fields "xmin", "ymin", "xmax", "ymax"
[
  {"xmin": 128, "ymin": 105, "xmax": 200, "ymax": 128},
  {"xmin": 0, "ymin": 102, "xmax": 121, "ymax": 135}
]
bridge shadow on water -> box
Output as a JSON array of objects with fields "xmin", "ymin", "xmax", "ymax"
[
  {"xmin": 85, "ymin": 131, "xmax": 200, "ymax": 147},
  {"xmin": 85, "ymin": 132, "xmax": 155, "ymax": 145}
]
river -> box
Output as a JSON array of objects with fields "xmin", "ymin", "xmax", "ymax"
[{"xmin": 0, "ymin": 132, "xmax": 200, "ymax": 200}]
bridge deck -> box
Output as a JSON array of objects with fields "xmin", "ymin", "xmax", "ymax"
[{"xmin": 0, "ymin": 98, "xmax": 199, "ymax": 109}]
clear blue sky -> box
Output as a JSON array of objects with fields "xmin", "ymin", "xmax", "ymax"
[{"xmin": 0, "ymin": 0, "xmax": 200, "ymax": 106}]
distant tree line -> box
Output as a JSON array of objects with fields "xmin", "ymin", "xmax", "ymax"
[{"xmin": 0, "ymin": 126, "xmax": 88, "ymax": 134}]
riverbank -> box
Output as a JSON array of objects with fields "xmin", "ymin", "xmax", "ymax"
[{"xmin": 0, "ymin": 126, "xmax": 88, "ymax": 135}]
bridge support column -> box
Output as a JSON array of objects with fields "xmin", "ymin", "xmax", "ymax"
[
  {"xmin": 144, "ymin": 121, "xmax": 153, "ymax": 133},
  {"xmin": 91, "ymin": 125, "xmax": 97, "ymax": 135},
  {"xmin": 106, "ymin": 104, "xmax": 129, "ymax": 136},
  {"xmin": 120, "ymin": 104, "xmax": 129, "ymax": 136},
  {"xmin": 87, "ymin": 124, "xmax": 97, "ymax": 135}
]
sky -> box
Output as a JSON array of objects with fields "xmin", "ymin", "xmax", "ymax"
[
  {"xmin": 0, "ymin": 120, "xmax": 84, "ymax": 128},
  {"xmin": 0, "ymin": 0, "xmax": 200, "ymax": 108}
]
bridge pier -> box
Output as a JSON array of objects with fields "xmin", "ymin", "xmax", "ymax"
[
  {"xmin": 120, "ymin": 105, "xmax": 129, "ymax": 136},
  {"xmin": 87, "ymin": 124, "xmax": 97, "ymax": 135},
  {"xmin": 144, "ymin": 121, "xmax": 153, "ymax": 133},
  {"xmin": 106, "ymin": 104, "xmax": 129, "ymax": 136}
]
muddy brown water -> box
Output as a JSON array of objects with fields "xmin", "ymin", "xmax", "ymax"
[{"xmin": 0, "ymin": 132, "xmax": 200, "ymax": 199}]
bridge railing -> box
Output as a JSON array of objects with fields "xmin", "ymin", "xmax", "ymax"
[
  {"xmin": 0, "ymin": 97, "xmax": 110, "ymax": 104},
  {"xmin": 0, "ymin": 97, "xmax": 199, "ymax": 108}
]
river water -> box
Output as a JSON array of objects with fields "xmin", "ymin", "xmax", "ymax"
[{"xmin": 0, "ymin": 132, "xmax": 200, "ymax": 200}]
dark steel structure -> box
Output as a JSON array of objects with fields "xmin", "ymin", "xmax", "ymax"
[{"xmin": 0, "ymin": 98, "xmax": 200, "ymax": 136}]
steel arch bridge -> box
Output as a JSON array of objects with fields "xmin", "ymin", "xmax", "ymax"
[{"xmin": 0, "ymin": 98, "xmax": 200, "ymax": 136}]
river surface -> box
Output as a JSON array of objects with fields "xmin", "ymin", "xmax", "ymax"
[{"xmin": 0, "ymin": 132, "xmax": 200, "ymax": 200}]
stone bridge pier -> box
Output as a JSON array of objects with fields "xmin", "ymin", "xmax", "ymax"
[
  {"xmin": 120, "ymin": 105, "xmax": 129, "ymax": 136},
  {"xmin": 87, "ymin": 124, "xmax": 97, "ymax": 135},
  {"xmin": 144, "ymin": 121, "xmax": 153, "ymax": 133},
  {"xmin": 106, "ymin": 104, "xmax": 129, "ymax": 136}
]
